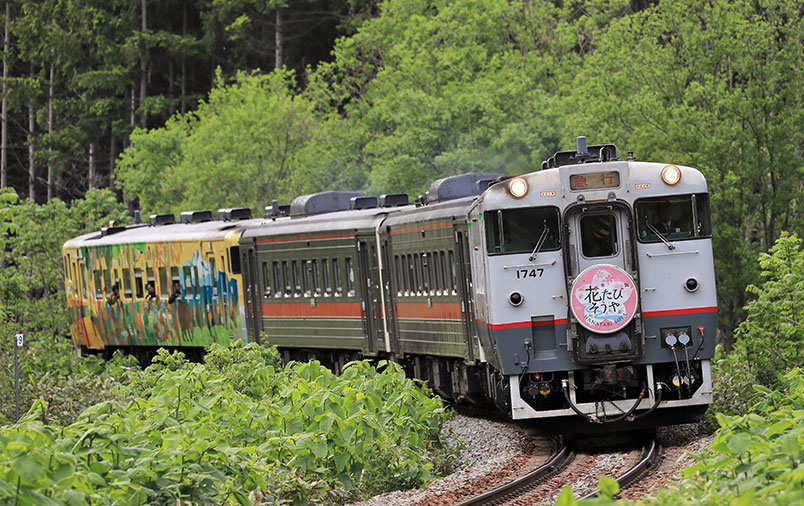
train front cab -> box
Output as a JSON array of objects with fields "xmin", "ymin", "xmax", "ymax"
[{"xmin": 469, "ymin": 150, "xmax": 716, "ymax": 429}]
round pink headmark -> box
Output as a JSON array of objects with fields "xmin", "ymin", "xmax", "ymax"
[{"xmin": 570, "ymin": 265, "xmax": 638, "ymax": 334}]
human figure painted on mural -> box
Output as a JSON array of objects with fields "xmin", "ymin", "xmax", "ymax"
[{"xmin": 145, "ymin": 281, "xmax": 157, "ymax": 301}]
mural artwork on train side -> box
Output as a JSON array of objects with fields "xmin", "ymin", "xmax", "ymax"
[{"xmin": 66, "ymin": 242, "xmax": 244, "ymax": 349}]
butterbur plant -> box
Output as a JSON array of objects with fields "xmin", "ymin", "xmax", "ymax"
[{"xmin": 0, "ymin": 343, "xmax": 453, "ymax": 505}]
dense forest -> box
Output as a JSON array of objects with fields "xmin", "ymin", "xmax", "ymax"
[
  {"xmin": 2, "ymin": 0, "xmax": 803, "ymax": 341},
  {"xmin": 2, "ymin": 1, "xmax": 804, "ymax": 504}
]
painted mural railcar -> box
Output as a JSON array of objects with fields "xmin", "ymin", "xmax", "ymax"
[{"xmin": 62, "ymin": 214, "xmax": 256, "ymax": 357}]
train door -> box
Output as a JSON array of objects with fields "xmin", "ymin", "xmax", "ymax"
[
  {"xmin": 566, "ymin": 207, "xmax": 633, "ymax": 275},
  {"xmin": 564, "ymin": 204, "xmax": 642, "ymax": 364},
  {"xmin": 243, "ymin": 244, "xmax": 262, "ymax": 341},
  {"xmin": 454, "ymin": 227, "xmax": 476, "ymax": 362},
  {"xmin": 357, "ymin": 238, "xmax": 381, "ymax": 355},
  {"xmin": 380, "ymin": 238, "xmax": 399, "ymax": 355}
]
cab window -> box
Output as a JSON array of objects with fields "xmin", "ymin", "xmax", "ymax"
[
  {"xmin": 635, "ymin": 194, "xmax": 712, "ymax": 243},
  {"xmin": 580, "ymin": 214, "xmax": 618, "ymax": 258},
  {"xmin": 485, "ymin": 207, "xmax": 560, "ymax": 255}
]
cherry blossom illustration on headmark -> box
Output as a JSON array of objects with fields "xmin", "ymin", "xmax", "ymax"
[{"xmin": 570, "ymin": 265, "xmax": 638, "ymax": 334}]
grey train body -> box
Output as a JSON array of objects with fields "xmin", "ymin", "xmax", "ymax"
[{"xmin": 238, "ymin": 139, "xmax": 717, "ymax": 431}]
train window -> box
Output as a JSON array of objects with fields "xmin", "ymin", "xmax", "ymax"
[
  {"xmin": 209, "ymin": 261, "xmax": 219, "ymax": 296},
  {"xmin": 262, "ymin": 262, "xmax": 271, "ymax": 298},
  {"xmin": 394, "ymin": 255, "xmax": 403, "ymax": 295},
  {"xmin": 282, "ymin": 261, "xmax": 290, "ymax": 297},
  {"xmin": 271, "ymin": 262, "xmax": 281, "ymax": 298},
  {"xmin": 448, "ymin": 250, "xmax": 457, "ymax": 294},
  {"xmin": 311, "ymin": 260, "xmax": 321, "ymax": 296},
  {"xmin": 134, "ymin": 269, "xmax": 144, "ymax": 298},
  {"xmin": 229, "ymin": 247, "xmax": 241, "ymax": 274},
  {"xmin": 485, "ymin": 207, "xmax": 561, "ymax": 255},
  {"xmin": 345, "ymin": 257, "xmax": 355, "ymax": 297},
  {"xmin": 193, "ymin": 266, "xmax": 200, "ymax": 298},
  {"xmin": 635, "ymin": 194, "xmax": 712, "ymax": 243},
  {"xmin": 301, "ymin": 260, "xmax": 310, "ymax": 296},
  {"xmin": 121, "ymin": 268, "xmax": 131, "ymax": 298},
  {"xmin": 322, "ymin": 259, "xmax": 331, "ymax": 296},
  {"xmin": 580, "ymin": 214, "xmax": 618, "ymax": 257},
  {"xmin": 292, "ymin": 260, "xmax": 300, "ymax": 296},
  {"xmin": 423, "ymin": 253, "xmax": 433, "ymax": 295},
  {"xmin": 406, "ymin": 255, "xmax": 414, "ymax": 295},
  {"xmin": 440, "ymin": 252, "xmax": 448, "ymax": 295},
  {"xmin": 81, "ymin": 268, "xmax": 88, "ymax": 299},
  {"xmin": 159, "ymin": 267, "xmax": 169, "ymax": 299},
  {"xmin": 103, "ymin": 270, "xmax": 112, "ymax": 298},
  {"xmin": 431, "ymin": 252, "xmax": 441, "ymax": 295},
  {"xmin": 146, "ymin": 267, "xmax": 155, "ymax": 290},
  {"xmin": 183, "ymin": 266, "xmax": 193, "ymax": 295},
  {"xmin": 332, "ymin": 259, "xmax": 342, "ymax": 296},
  {"xmin": 93, "ymin": 270, "xmax": 103, "ymax": 299}
]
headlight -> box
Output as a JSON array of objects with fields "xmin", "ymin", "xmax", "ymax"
[
  {"xmin": 661, "ymin": 165, "xmax": 681, "ymax": 185},
  {"xmin": 509, "ymin": 177, "xmax": 528, "ymax": 198}
]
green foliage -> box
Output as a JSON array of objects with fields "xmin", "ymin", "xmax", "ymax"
[
  {"xmin": 0, "ymin": 188, "xmax": 130, "ymax": 333},
  {"xmin": 0, "ymin": 343, "xmax": 454, "ymax": 505},
  {"xmin": 562, "ymin": 0, "xmax": 804, "ymax": 335},
  {"xmin": 115, "ymin": 70, "xmax": 342, "ymax": 215},
  {"xmin": 734, "ymin": 233, "xmax": 804, "ymax": 387},
  {"xmin": 557, "ymin": 369, "xmax": 804, "ymax": 506},
  {"xmin": 0, "ymin": 189, "xmax": 131, "ymax": 424}
]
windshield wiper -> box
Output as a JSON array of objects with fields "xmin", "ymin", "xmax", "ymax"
[
  {"xmin": 646, "ymin": 218, "xmax": 675, "ymax": 250},
  {"xmin": 529, "ymin": 223, "xmax": 551, "ymax": 261}
]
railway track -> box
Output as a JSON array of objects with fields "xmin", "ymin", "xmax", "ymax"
[
  {"xmin": 452, "ymin": 437, "xmax": 574, "ymax": 506},
  {"xmin": 578, "ymin": 437, "xmax": 663, "ymax": 501},
  {"xmin": 453, "ymin": 436, "xmax": 661, "ymax": 505}
]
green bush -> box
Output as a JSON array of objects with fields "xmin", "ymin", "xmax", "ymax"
[
  {"xmin": 0, "ymin": 343, "xmax": 454, "ymax": 505},
  {"xmin": 556, "ymin": 368, "xmax": 804, "ymax": 506},
  {"xmin": 733, "ymin": 233, "xmax": 804, "ymax": 388}
]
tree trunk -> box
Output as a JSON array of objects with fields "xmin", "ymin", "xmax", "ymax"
[
  {"xmin": 28, "ymin": 64, "xmax": 35, "ymax": 200},
  {"xmin": 1, "ymin": 0, "xmax": 9, "ymax": 189},
  {"xmin": 88, "ymin": 143, "xmax": 95, "ymax": 190},
  {"xmin": 130, "ymin": 84, "xmax": 136, "ymax": 130},
  {"xmin": 47, "ymin": 62, "xmax": 54, "ymax": 201},
  {"xmin": 275, "ymin": 8, "xmax": 283, "ymax": 69},
  {"xmin": 140, "ymin": 0, "xmax": 147, "ymax": 127},
  {"xmin": 181, "ymin": 0, "xmax": 187, "ymax": 115},
  {"xmin": 109, "ymin": 129, "xmax": 116, "ymax": 191}
]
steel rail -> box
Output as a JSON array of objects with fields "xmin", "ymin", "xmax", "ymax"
[
  {"xmin": 578, "ymin": 437, "xmax": 662, "ymax": 501},
  {"xmin": 453, "ymin": 437, "xmax": 574, "ymax": 506}
]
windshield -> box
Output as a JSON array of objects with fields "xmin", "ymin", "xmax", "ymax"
[
  {"xmin": 635, "ymin": 194, "xmax": 711, "ymax": 243},
  {"xmin": 485, "ymin": 207, "xmax": 560, "ymax": 255}
]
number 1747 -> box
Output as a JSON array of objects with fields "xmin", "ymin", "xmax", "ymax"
[{"xmin": 516, "ymin": 269, "xmax": 543, "ymax": 279}]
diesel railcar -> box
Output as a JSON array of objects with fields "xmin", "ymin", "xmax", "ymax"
[
  {"xmin": 62, "ymin": 209, "xmax": 257, "ymax": 360},
  {"xmin": 63, "ymin": 138, "xmax": 716, "ymax": 428}
]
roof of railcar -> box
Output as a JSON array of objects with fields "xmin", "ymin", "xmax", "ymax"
[
  {"xmin": 382, "ymin": 195, "xmax": 478, "ymax": 228},
  {"xmin": 242, "ymin": 206, "xmax": 401, "ymax": 239},
  {"xmin": 64, "ymin": 217, "xmax": 267, "ymax": 248}
]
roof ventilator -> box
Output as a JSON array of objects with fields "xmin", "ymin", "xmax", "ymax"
[
  {"xmin": 149, "ymin": 213, "xmax": 176, "ymax": 226},
  {"xmin": 100, "ymin": 222, "xmax": 126, "ymax": 237},
  {"xmin": 379, "ymin": 193, "xmax": 409, "ymax": 207},
  {"xmin": 289, "ymin": 191, "xmax": 365, "ymax": 217},
  {"xmin": 350, "ymin": 196, "xmax": 379, "ymax": 210},
  {"xmin": 218, "ymin": 207, "xmax": 252, "ymax": 221},
  {"xmin": 423, "ymin": 172, "xmax": 505, "ymax": 205},
  {"xmin": 180, "ymin": 210, "xmax": 214, "ymax": 224}
]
